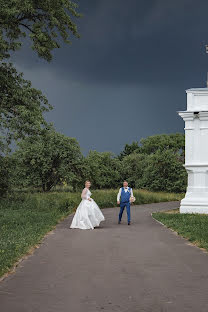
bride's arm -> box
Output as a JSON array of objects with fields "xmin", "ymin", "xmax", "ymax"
[
  {"xmin": 81, "ymin": 188, "xmax": 88, "ymax": 199},
  {"xmin": 81, "ymin": 188, "xmax": 91, "ymax": 200}
]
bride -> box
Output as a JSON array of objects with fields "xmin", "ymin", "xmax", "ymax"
[{"xmin": 70, "ymin": 180, "xmax": 105, "ymax": 230}]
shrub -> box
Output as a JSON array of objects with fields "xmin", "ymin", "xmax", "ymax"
[{"xmin": 141, "ymin": 150, "xmax": 187, "ymax": 193}]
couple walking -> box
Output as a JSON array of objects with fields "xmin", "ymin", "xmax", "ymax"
[{"xmin": 70, "ymin": 180, "xmax": 135, "ymax": 230}]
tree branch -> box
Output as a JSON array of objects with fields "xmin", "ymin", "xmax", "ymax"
[{"xmin": 19, "ymin": 23, "xmax": 35, "ymax": 34}]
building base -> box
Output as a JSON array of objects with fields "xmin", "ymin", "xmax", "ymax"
[{"xmin": 180, "ymin": 196, "xmax": 208, "ymax": 214}]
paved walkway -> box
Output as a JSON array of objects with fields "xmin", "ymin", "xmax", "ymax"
[{"xmin": 1, "ymin": 201, "xmax": 208, "ymax": 312}]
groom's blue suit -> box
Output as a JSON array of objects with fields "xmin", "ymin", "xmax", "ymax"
[{"xmin": 119, "ymin": 187, "xmax": 131, "ymax": 223}]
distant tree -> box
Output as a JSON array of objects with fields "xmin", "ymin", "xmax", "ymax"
[
  {"xmin": 120, "ymin": 153, "xmax": 147, "ymax": 188},
  {"xmin": 118, "ymin": 141, "xmax": 140, "ymax": 160},
  {"xmin": 140, "ymin": 133, "xmax": 185, "ymax": 158},
  {"xmin": 141, "ymin": 149, "xmax": 187, "ymax": 193},
  {"xmin": 0, "ymin": 0, "xmax": 81, "ymax": 61},
  {"xmin": 12, "ymin": 129, "xmax": 84, "ymax": 191},
  {"xmin": 85, "ymin": 151, "xmax": 121, "ymax": 189},
  {"xmin": 118, "ymin": 133, "xmax": 186, "ymax": 193}
]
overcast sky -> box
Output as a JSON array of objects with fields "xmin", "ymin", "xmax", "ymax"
[{"xmin": 12, "ymin": 0, "xmax": 208, "ymax": 155}]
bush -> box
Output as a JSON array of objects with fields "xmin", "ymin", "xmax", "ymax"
[{"xmin": 141, "ymin": 150, "xmax": 187, "ymax": 192}]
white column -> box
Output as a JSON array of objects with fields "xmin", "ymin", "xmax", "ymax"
[{"xmin": 178, "ymin": 89, "xmax": 208, "ymax": 213}]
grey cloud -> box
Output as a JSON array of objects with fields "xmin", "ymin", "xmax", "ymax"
[{"xmin": 13, "ymin": 0, "xmax": 208, "ymax": 87}]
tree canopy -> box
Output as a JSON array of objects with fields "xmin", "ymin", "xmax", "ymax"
[
  {"xmin": 85, "ymin": 151, "xmax": 122, "ymax": 189},
  {"xmin": 2, "ymin": 132, "xmax": 187, "ymax": 194},
  {"xmin": 118, "ymin": 141, "xmax": 140, "ymax": 160},
  {"xmin": 0, "ymin": 1, "xmax": 82, "ymax": 193},
  {"xmin": 140, "ymin": 149, "xmax": 187, "ymax": 193},
  {"xmin": 0, "ymin": 0, "xmax": 81, "ymax": 152},
  {"xmin": 140, "ymin": 133, "xmax": 185, "ymax": 156},
  {"xmin": 118, "ymin": 133, "xmax": 186, "ymax": 192},
  {"xmin": 0, "ymin": 62, "xmax": 52, "ymax": 152},
  {"xmin": 12, "ymin": 128, "xmax": 84, "ymax": 191},
  {"xmin": 0, "ymin": 0, "xmax": 81, "ymax": 61}
]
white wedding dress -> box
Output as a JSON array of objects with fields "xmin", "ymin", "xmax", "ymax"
[{"xmin": 70, "ymin": 188, "xmax": 105, "ymax": 230}]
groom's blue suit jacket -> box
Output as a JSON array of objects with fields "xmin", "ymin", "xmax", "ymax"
[{"xmin": 120, "ymin": 187, "xmax": 131, "ymax": 203}]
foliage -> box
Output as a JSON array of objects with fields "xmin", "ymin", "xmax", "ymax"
[
  {"xmin": 120, "ymin": 152, "xmax": 147, "ymax": 188},
  {"xmin": 0, "ymin": 0, "xmax": 81, "ymax": 61},
  {"xmin": 2, "ymin": 132, "xmax": 187, "ymax": 196},
  {"xmin": 153, "ymin": 211, "xmax": 208, "ymax": 251},
  {"xmin": 0, "ymin": 192, "xmax": 76, "ymax": 277},
  {"xmin": 118, "ymin": 141, "xmax": 140, "ymax": 160},
  {"xmin": 0, "ymin": 0, "xmax": 80, "ymax": 151},
  {"xmin": 85, "ymin": 151, "xmax": 122, "ymax": 189},
  {"xmin": 119, "ymin": 133, "xmax": 186, "ymax": 193},
  {"xmin": 0, "ymin": 62, "xmax": 52, "ymax": 150},
  {"xmin": 12, "ymin": 128, "xmax": 84, "ymax": 191},
  {"xmin": 140, "ymin": 133, "xmax": 185, "ymax": 157},
  {"xmin": 0, "ymin": 189, "xmax": 183, "ymax": 277},
  {"xmin": 140, "ymin": 149, "xmax": 187, "ymax": 193},
  {"xmin": 0, "ymin": 155, "xmax": 11, "ymax": 196}
]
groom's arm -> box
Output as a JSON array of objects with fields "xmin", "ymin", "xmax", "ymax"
[{"xmin": 117, "ymin": 188, "xmax": 121, "ymax": 204}]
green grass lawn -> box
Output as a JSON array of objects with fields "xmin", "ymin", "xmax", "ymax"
[
  {"xmin": 153, "ymin": 211, "xmax": 208, "ymax": 251},
  {"xmin": 0, "ymin": 193, "xmax": 75, "ymax": 278},
  {"xmin": 0, "ymin": 189, "xmax": 183, "ymax": 278}
]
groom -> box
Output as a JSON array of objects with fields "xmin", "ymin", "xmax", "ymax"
[{"xmin": 117, "ymin": 181, "xmax": 133, "ymax": 225}]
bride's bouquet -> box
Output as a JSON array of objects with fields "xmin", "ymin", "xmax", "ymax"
[{"xmin": 130, "ymin": 196, "xmax": 136, "ymax": 203}]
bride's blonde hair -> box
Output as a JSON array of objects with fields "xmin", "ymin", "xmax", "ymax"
[{"xmin": 85, "ymin": 180, "xmax": 91, "ymax": 185}]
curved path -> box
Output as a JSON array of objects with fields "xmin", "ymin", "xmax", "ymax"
[{"xmin": 1, "ymin": 201, "xmax": 208, "ymax": 312}]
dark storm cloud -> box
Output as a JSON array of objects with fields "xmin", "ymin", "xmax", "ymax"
[
  {"xmin": 11, "ymin": 0, "xmax": 208, "ymax": 154},
  {"xmin": 14, "ymin": 0, "xmax": 208, "ymax": 86}
]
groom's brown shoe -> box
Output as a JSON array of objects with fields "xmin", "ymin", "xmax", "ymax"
[
  {"xmin": 128, "ymin": 221, "xmax": 131, "ymax": 225},
  {"xmin": 118, "ymin": 220, "xmax": 121, "ymax": 224}
]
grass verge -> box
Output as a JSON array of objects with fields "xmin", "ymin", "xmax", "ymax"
[{"xmin": 153, "ymin": 211, "xmax": 208, "ymax": 251}]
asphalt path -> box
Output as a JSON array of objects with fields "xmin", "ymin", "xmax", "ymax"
[{"xmin": 1, "ymin": 201, "xmax": 208, "ymax": 312}]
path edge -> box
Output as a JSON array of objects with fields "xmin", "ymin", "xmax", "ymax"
[
  {"xmin": 0, "ymin": 211, "xmax": 75, "ymax": 283},
  {"xmin": 151, "ymin": 213, "xmax": 208, "ymax": 254}
]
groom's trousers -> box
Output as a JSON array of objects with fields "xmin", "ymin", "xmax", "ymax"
[{"xmin": 119, "ymin": 201, "xmax": 131, "ymax": 223}]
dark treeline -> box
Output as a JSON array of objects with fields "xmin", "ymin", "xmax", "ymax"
[{"xmin": 0, "ymin": 129, "xmax": 187, "ymax": 196}]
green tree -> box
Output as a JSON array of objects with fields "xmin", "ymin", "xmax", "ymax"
[
  {"xmin": 140, "ymin": 133, "xmax": 185, "ymax": 157},
  {"xmin": 118, "ymin": 141, "xmax": 140, "ymax": 160},
  {"xmin": 120, "ymin": 153, "xmax": 147, "ymax": 188},
  {"xmin": 118, "ymin": 134, "xmax": 186, "ymax": 192},
  {"xmin": 0, "ymin": 0, "xmax": 81, "ymax": 151},
  {"xmin": 0, "ymin": 1, "xmax": 81, "ymax": 194},
  {"xmin": 0, "ymin": 0, "xmax": 80, "ymax": 61},
  {"xmin": 12, "ymin": 129, "xmax": 84, "ymax": 191},
  {"xmin": 85, "ymin": 151, "xmax": 121, "ymax": 189},
  {"xmin": 141, "ymin": 149, "xmax": 187, "ymax": 193},
  {"xmin": 0, "ymin": 62, "xmax": 52, "ymax": 150}
]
